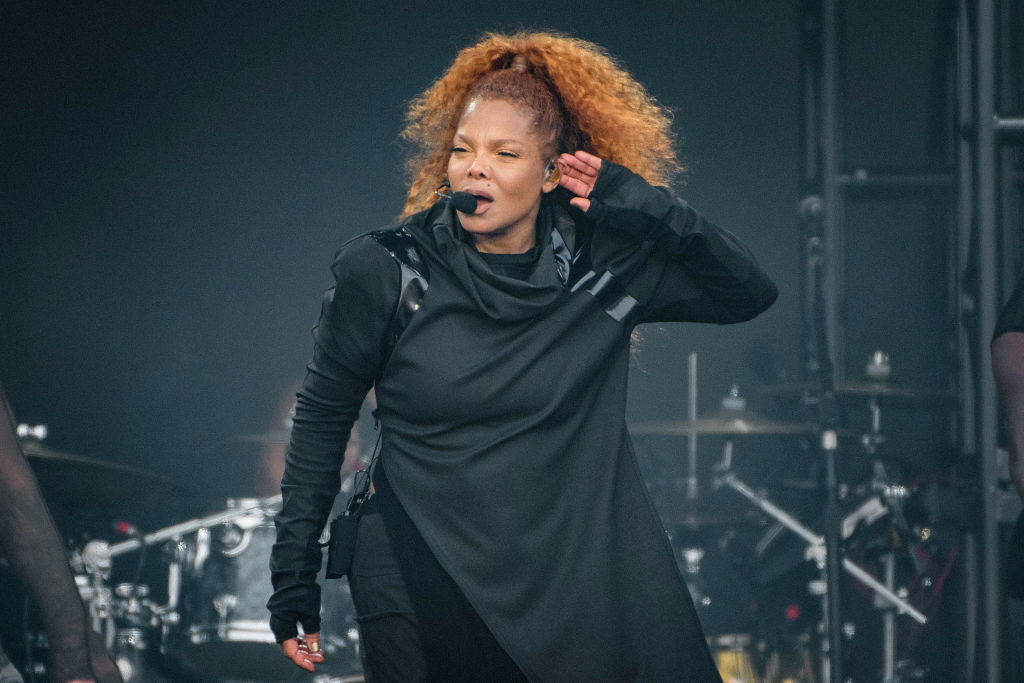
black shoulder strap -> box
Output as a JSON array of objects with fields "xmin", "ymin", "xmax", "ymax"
[{"xmin": 369, "ymin": 227, "xmax": 429, "ymax": 376}]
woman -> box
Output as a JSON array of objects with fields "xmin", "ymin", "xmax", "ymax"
[{"xmin": 268, "ymin": 31, "xmax": 777, "ymax": 682}]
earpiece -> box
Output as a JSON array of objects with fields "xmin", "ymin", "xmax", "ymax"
[{"xmin": 545, "ymin": 162, "xmax": 560, "ymax": 183}]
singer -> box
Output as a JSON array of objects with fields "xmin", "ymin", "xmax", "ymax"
[{"xmin": 268, "ymin": 31, "xmax": 777, "ymax": 682}]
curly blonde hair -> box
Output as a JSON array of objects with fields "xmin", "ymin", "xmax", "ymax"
[{"xmin": 400, "ymin": 31, "xmax": 681, "ymax": 218}]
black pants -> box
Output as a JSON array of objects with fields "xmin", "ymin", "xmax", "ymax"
[
  {"xmin": 347, "ymin": 499, "xmax": 427, "ymax": 683},
  {"xmin": 349, "ymin": 486, "xmax": 529, "ymax": 683}
]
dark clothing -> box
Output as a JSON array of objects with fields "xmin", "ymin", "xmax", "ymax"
[
  {"xmin": 349, "ymin": 486, "xmax": 529, "ymax": 683},
  {"xmin": 374, "ymin": 466, "xmax": 529, "ymax": 682},
  {"xmin": 269, "ymin": 161, "xmax": 778, "ymax": 681},
  {"xmin": 1008, "ymin": 513, "xmax": 1024, "ymax": 600},
  {"xmin": 996, "ymin": 274, "xmax": 1024, "ymax": 599},
  {"xmin": 347, "ymin": 495, "xmax": 428, "ymax": 682},
  {"xmin": 994, "ymin": 274, "xmax": 1024, "ymax": 341}
]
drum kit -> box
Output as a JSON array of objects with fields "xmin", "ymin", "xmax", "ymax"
[
  {"xmin": 6, "ymin": 438, "xmax": 364, "ymax": 683},
  {"xmin": 630, "ymin": 351, "xmax": 964, "ymax": 682}
]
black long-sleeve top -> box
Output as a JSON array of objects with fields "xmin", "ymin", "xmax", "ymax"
[{"xmin": 269, "ymin": 161, "xmax": 777, "ymax": 681}]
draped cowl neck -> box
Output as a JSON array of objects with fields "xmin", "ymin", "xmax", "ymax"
[{"xmin": 412, "ymin": 199, "xmax": 576, "ymax": 322}]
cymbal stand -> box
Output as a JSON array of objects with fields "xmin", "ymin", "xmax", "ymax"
[
  {"xmin": 867, "ymin": 456, "xmax": 911, "ymax": 682},
  {"xmin": 860, "ymin": 396, "xmax": 886, "ymax": 454},
  {"xmin": 881, "ymin": 552, "xmax": 896, "ymax": 681},
  {"xmin": 79, "ymin": 540, "xmax": 116, "ymax": 650},
  {"xmin": 686, "ymin": 352, "xmax": 699, "ymax": 508},
  {"xmin": 714, "ymin": 466, "xmax": 927, "ymax": 623},
  {"xmin": 856, "ymin": 382, "xmax": 912, "ymax": 682},
  {"xmin": 804, "ymin": 200, "xmax": 847, "ymax": 682}
]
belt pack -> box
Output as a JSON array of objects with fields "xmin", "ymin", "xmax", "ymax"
[{"xmin": 324, "ymin": 488, "xmax": 371, "ymax": 579}]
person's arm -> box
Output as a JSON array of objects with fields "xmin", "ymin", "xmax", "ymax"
[
  {"xmin": 0, "ymin": 384, "xmax": 122, "ymax": 683},
  {"xmin": 267, "ymin": 236, "xmax": 398, "ymax": 670},
  {"xmin": 558, "ymin": 151, "xmax": 778, "ymax": 324},
  {"xmin": 993, "ymin": 331, "xmax": 1024, "ymax": 500}
]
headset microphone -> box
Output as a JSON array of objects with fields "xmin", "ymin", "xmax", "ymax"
[{"xmin": 434, "ymin": 182, "xmax": 479, "ymax": 214}]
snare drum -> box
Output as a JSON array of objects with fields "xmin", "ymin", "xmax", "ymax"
[{"xmin": 168, "ymin": 499, "xmax": 362, "ymax": 681}]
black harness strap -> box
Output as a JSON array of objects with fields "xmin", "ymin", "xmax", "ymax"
[{"xmin": 369, "ymin": 227, "xmax": 430, "ymax": 376}]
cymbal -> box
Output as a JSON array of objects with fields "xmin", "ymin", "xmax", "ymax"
[
  {"xmin": 837, "ymin": 380, "xmax": 955, "ymax": 402},
  {"xmin": 631, "ymin": 409, "xmax": 812, "ymax": 436},
  {"xmin": 230, "ymin": 430, "xmax": 291, "ymax": 445},
  {"xmin": 20, "ymin": 439, "xmax": 186, "ymax": 508},
  {"xmin": 760, "ymin": 380, "xmax": 954, "ymax": 404}
]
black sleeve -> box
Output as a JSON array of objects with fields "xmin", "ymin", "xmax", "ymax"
[
  {"xmin": 583, "ymin": 160, "xmax": 778, "ymax": 325},
  {"xmin": 267, "ymin": 236, "xmax": 399, "ymax": 642}
]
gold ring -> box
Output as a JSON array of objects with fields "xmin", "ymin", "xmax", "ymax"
[{"xmin": 309, "ymin": 641, "xmax": 321, "ymax": 653}]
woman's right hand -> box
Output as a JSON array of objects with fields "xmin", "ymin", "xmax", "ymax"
[{"xmin": 281, "ymin": 633, "xmax": 324, "ymax": 672}]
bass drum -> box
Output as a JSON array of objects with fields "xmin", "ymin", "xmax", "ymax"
[{"xmin": 167, "ymin": 500, "xmax": 363, "ymax": 682}]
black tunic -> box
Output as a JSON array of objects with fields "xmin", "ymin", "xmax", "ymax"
[{"xmin": 269, "ymin": 162, "xmax": 778, "ymax": 681}]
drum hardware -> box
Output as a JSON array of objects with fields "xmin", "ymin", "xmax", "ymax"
[
  {"xmin": 713, "ymin": 464, "xmax": 926, "ymax": 623},
  {"xmin": 161, "ymin": 497, "xmax": 362, "ymax": 681},
  {"xmin": 848, "ymin": 369, "xmax": 932, "ymax": 683},
  {"xmin": 635, "ymin": 354, "xmax": 936, "ymax": 679},
  {"xmin": 192, "ymin": 527, "xmax": 212, "ymax": 575},
  {"xmin": 631, "ymin": 375, "xmax": 822, "ymax": 528},
  {"xmin": 106, "ymin": 494, "xmax": 283, "ymax": 558},
  {"xmin": 107, "ymin": 497, "xmax": 286, "ymax": 658},
  {"xmin": 708, "ymin": 633, "xmax": 757, "ymax": 683},
  {"xmin": 81, "ymin": 497, "xmax": 284, "ymax": 634},
  {"xmin": 15, "ymin": 423, "xmax": 47, "ymax": 439},
  {"xmin": 638, "ymin": 353, "xmax": 944, "ymax": 677},
  {"xmin": 680, "ymin": 547, "xmax": 711, "ymax": 610},
  {"xmin": 59, "ymin": 496, "xmax": 293, "ymax": 681},
  {"xmin": 68, "ymin": 569, "xmax": 166, "ymax": 681},
  {"xmin": 840, "ymin": 493, "xmax": 888, "ymax": 541},
  {"xmin": 76, "ymin": 540, "xmax": 117, "ymax": 650},
  {"xmin": 674, "ymin": 524, "xmax": 760, "ymax": 653},
  {"xmin": 714, "ymin": 448, "xmax": 928, "ymax": 682},
  {"xmin": 688, "ymin": 353, "xmax": 698, "ymax": 506},
  {"xmin": 631, "ymin": 355, "xmax": 804, "ymax": 530},
  {"xmin": 762, "ymin": 640, "xmax": 816, "ymax": 683},
  {"xmin": 59, "ymin": 494, "xmax": 364, "ymax": 680},
  {"xmin": 865, "ymin": 350, "xmax": 892, "ymax": 382},
  {"xmin": 73, "ymin": 540, "xmax": 176, "ymax": 681},
  {"xmin": 843, "ymin": 356, "xmax": 940, "ymax": 683},
  {"xmin": 112, "ymin": 627, "xmax": 151, "ymax": 682}
]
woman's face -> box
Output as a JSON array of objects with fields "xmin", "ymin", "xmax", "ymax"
[{"xmin": 447, "ymin": 98, "xmax": 559, "ymax": 254}]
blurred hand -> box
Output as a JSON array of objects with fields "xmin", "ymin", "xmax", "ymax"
[{"xmin": 281, "ymin": 633, "xmax": 324, "ymax": 672}]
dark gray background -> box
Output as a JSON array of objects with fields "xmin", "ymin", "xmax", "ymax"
[{"xmin": 2, "ymin": 2, "xmax": 951, "ymax": 510}]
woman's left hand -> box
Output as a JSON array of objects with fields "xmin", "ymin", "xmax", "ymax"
[
  {"xmin": 281, "ymin": 634, "xmax": 324, "ymax": 672},
  {"xmin": 557, "ymin": 151, "xmax": 603, "ymax": 212}
]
